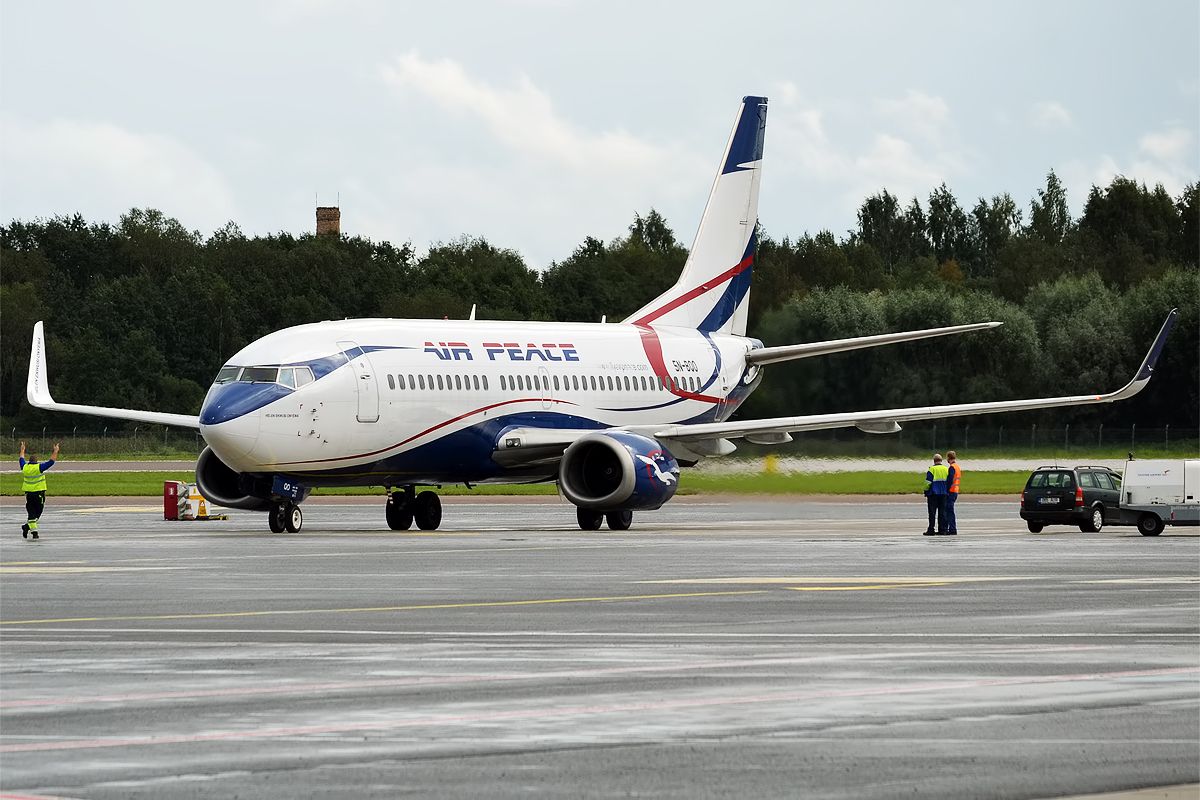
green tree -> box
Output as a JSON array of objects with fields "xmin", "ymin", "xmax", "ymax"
[
  {"xmin": 927, "ymin": 183, "xmax": 974, "ymax": 269},
  {"xmin": 969, "ymin": 193, "xmax": 1022, "ymax": 278},
  {"xmin": 1028, "ymin": 170, "xmax": 1072, "ymax": 245}
]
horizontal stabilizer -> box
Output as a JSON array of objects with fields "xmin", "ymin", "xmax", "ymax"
[
  {"xmin": 27, "ymin": 322, "xmax": 201, "ymax": 429},
  {"xmin": 747, "ymin": 322, "xmax": 1001, "ymax": 366}
]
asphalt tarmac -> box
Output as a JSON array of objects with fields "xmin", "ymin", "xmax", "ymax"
[{"xmin": 1, "ymin": 498, "xmax": 1197, "ymax": 799}]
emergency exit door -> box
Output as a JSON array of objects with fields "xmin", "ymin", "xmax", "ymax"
[{"xmin": 337, "ymin": 340, "xmax": 380, "ymax": 423}]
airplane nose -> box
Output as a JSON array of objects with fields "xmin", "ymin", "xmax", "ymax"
[
  {"xmin": 200, "ymin": 412, "xmax": 260, "ymax": 462},
  {"xmin": 199, "ymin": 383, "xmax": 275, "ymax": 462}
]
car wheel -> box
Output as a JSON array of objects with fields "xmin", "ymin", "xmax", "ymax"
[
  {"xmin": 1082, "ymin": 506, "xmax": 1104, "ymax": 533},
  {"xmin": 1138, "ymin": 514, "xmax": 1165, "ymax": 537},
  {"xmin": 1026, "ymin": 521, "xmax": 1044, "ymax": 533}
]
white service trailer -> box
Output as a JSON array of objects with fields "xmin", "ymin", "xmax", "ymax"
[{"xmin": 1116, "ymin": 459, "xmax": 1199, "ymax": 536}]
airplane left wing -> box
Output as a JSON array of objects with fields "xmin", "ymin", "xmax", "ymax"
[
  {"xmin": 629, "ymin": 308, "xmax": 1179, "ymax": 448},
  {"xmin": 27, "ymin": 321, "xmax": 201, "ymax": 429},
  {"xmin": 746, "ymin": 321, "xmax": 1001, "ymax": 366}
]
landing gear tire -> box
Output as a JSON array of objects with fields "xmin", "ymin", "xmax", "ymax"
[
  {"xmin": 284, "ymin": 503, "xmax": 303, "ymax": 533},
  {"xmin": 268, "ymin": 503, "xmax": 287, "ymax": 533},
  {"xmin": 576, "ymin": 508, "xmax": 604, "ymax": 531},
  {"xmin": 605, "ymin": 509, "xmax": 633, "ymax": 531},
  {"xmin": 1138, "ymin": 514, "xmax": 1165, "ymax": 536},
  {"xmin": 1026, "ymin": 521, "xmax": 1044, "ymax": 533},
  {"xmin": 1081, "ymin": 506, "xmax": 1104, "ymax": 533},
  {"xmin": 414, "ymin": 491, "xmax": 442, "ymax": 531},
  {"xmin": 386, "ymin": 492, "xmax": 414, "ymax": 530}
]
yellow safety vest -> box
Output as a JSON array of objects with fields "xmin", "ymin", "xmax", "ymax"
[
  {"xmin": 21, "ymin": 462, "xmax": 47, "ymax": 493},
  {"xmin": 926, "ymin": 463, "xmax": 949, "ymax": 493}
]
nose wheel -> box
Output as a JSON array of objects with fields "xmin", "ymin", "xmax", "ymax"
[{"xmin": 269, "ymin": 502, "xmax": 303, "ymax": 533}]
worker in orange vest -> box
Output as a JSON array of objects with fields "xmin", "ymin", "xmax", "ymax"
[{"xmin": 946, "ymin": 450, "xmax": 961, "ymax": 535}]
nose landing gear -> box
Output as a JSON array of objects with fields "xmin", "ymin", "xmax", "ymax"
[{"xmin": 268, "ymin": 501, "xmax": 304, "ymax": 533}]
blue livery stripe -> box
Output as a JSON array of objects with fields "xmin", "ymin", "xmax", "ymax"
[
  {"xmin": 721, "ymin": 96, "xmax": 768, "ymax": 175},
  {"xmin": 696, "ymin": 232, "xmax": 756, "ymax": 333}
]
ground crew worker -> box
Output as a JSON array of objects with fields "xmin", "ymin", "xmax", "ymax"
[
  {"xmin": 19, "ymin": 440, "xmax": 60, "ymax": 540},
  {"xmin": 945, "ymin": 450, "xmax": 960, "ymax": 535},
  {"xmin": 923, "ymin": 452, "xmax": 950, "ymax": 536}
]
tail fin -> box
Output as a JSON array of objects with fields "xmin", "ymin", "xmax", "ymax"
[{"xmin": 625, "ymin": 95, "xmax": 767, "ymax": 336}]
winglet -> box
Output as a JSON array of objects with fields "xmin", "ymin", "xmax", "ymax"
[
  {"xmin": 27, "ymin": 320, "xmax": 54, "ymax": 407},
  {"xmin": 1134, "ymin": 308, "xmax": 1178, "ymax": 382},
  {"xmin": 24, "ymin": 321, "xmax": 201, "ymax": 428}
]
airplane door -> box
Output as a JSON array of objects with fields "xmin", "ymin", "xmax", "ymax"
[
  {"xmin": 337, "ymin": 340, "xmax": 380, "ymax": 423},
  {"xmin": 538, "ymin": 366, "xmax": 552, "ymax": 410}
]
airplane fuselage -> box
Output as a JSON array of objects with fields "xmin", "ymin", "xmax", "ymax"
[{"xmin": 199, "ymin": 319, "xmax": 763, "ymax": 487}]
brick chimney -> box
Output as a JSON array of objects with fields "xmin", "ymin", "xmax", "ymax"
[{"xmin": 316, "ymin": 206, "xmax": 341, "ymax": 237}]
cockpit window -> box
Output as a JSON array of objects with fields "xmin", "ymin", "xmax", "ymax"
[
  {"xmin": 215, "ymin": 364, "xmax": 315, "ymax": 388},
  {"xmin": 240, "ymin": 366, "xmax": 279, "ymax": 383}
]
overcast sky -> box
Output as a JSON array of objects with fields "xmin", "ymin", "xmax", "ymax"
[{"xmin": 1, "ymin": 0, "xmax": 1196, "ymax": 268}]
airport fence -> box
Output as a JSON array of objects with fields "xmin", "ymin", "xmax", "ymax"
[
  {"xmin": 2, "ymin": 424, "xmax": 1197, "ymax": 459},
  {"xmin": 4, "ymin": 427, "xmax": 206, "ymax": 458},
  {"xmin": 740, "ymin": 423, "xmax": 1199, "ymax": 459}
]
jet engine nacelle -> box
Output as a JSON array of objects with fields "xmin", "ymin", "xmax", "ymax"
[
  {"xmin": 195, "ymin": 446, "xmax": 273, "ymax": 511},
  {"xmin": 558, "ymin": 432, "xmax": 680, "ymax": 511}
]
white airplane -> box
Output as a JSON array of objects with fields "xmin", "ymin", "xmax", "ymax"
[{"xmin": 26, "ymin": 96, "xmax": 1178, "ymax": 533}]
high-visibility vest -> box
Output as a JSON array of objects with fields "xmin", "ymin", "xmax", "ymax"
[
  {"xmin": 926, "ymin": 463, "xmax": 950, "ymax": 494},
  {"xmin": 21, "ymin": 462, "xmax": 47, "ymax": 493},
  {"xmin": 949, "ymin": 463, "xmax": 961, "ymax": 493}
]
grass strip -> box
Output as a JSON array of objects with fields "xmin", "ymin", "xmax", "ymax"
[{"xmin": 1, "ymin": 470, "xmax": 1029, "ymax": 497}]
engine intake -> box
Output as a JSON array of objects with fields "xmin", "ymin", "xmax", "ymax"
[
  {"xmin": 559, "ymin": 432, "xmax": 680, "ymax": 511},
  {"xmin": 195, "ymin": 446, "xmax": 272, "ymax": 511}
]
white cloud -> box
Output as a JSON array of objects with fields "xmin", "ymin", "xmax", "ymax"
[
  {"xmin": 875, "ymin": 89, "xmax": 952, "ymax": 144},
  {"xmin": 1138, "ymin": 127, "xmax": 1192, "ymax": 162},
  {"xmin": 371, "ymin": 52, "xmax": 711, "ymax": 266},
  {"xmin": 379, "ymin": 52, "xmax": 669, "ymax": 174},
  {"xmin": 1030, "ymin": 101, "xmax": 1072, "ymax": 130},
  {"xmin": 766, "ymin": 85, "xmax": 969, "ymax": 228},
  {"xmin": 1063, "ymin": 125, "xmax": 1196, "ymax": 201},
  {"xmin": 0, "ymin": 118, "xmax": 235, "ymax": 231}
]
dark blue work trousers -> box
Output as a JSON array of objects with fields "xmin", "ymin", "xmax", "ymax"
[{"xmin": 926, "ymin": 493, "xmax": 947, "ymax": 534}]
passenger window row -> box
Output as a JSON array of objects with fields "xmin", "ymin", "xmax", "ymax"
[
  {"xmin": 386, "ymin": 373, "xmax": 490, "ymax": 392},
  {"xmin": 383, "ymin": 372, "xmax": 708, "ymax": 394}
]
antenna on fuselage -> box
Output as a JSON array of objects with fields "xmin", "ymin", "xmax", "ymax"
[
  {"xmin": 469, "ymin": 304, "xmax": 477, "ymax": 321},
  {"xmin": 600, "ymin": 315, "xmax": 606, "ymax": 324}
]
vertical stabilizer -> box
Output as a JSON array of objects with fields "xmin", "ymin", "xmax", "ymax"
[{"xmin": 624, "ymin": 96, "xmax": 767, "ymax": 336}]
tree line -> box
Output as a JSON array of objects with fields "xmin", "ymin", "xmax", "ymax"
[{"xmin": 1, "ymin": 172, "xmax": 1196, "ymax": 432}]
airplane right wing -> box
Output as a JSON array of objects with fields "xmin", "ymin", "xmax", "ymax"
[
  {"xmin": 631, "ymin": 308, "xmax": 1179, "ymax": 447},
  {"xmin": 27, "ymin": 321, "xmax": 201, "ymax": 429}
]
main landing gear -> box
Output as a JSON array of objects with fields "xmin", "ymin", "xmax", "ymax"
[
  {"xmin": 386, "ymin": 486, "xmax": 442, "ymax": 531},
  {"xmin": 576, "ymin": 507, "xmax": 633, "ymax": 531},
  {"xmin": 268, "ymin": 501, "xmax": 303, "ymax": 533}
]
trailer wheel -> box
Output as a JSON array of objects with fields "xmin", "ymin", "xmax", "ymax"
[{"xmin": 1137, "ymin": 514, "xmax": 1165, "ymax": 537}]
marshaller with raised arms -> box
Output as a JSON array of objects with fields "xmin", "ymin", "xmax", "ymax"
[{"xmin": 25, "ymin": 96, "xmax": 1179, "ymax": 533}]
